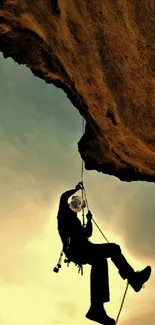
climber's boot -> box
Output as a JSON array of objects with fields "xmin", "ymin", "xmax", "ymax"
[
  {"xmin": 86, "ymin": 306, "xmax": 115, "ymax": 325},
  {"xmin": 128, "ymin": 266, "xmax": 151, "ymax": 292}
]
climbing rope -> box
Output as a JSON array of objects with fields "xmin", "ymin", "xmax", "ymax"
[
  {"xmin": 80, "ymin": 118, "xmax": 109, "ymax": 242},
  {"xmin": 115, "ymin": 282, "xmax": 129, "ymax": 324},
  {"xmin": 80, "ymin": 117, "xmax": 129, "ymax": 324},
  {"xmin": 81, "ymin": 117, "xmax": 85, "ymax": 227}
]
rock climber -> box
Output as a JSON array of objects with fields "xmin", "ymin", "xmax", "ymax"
[{"xmin": 57, "ymin": 182, "xmax": 151, "ymax": 325}]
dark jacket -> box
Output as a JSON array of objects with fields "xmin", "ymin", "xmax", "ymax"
[{"xmin": 57, "ymin": 188, "xmax": 92, "ymax": 251}]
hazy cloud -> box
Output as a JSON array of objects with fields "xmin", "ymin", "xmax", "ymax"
[{"xmin": 120, "ymin": 311, "xmax": 155, "ymax": 325}]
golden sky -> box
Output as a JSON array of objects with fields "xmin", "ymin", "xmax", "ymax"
[{"xmin": 0, "ymin": 53, "xmax": 155, "ymax": 325}]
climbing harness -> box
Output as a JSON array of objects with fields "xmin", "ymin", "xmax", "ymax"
[{"xmin": 53, "ymin": 116, "xmax": 129, "ymax": 324}]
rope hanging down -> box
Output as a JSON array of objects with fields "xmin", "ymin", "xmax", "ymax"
[
  {"xmin": 80, "ymin": 117, "xmax": 129, "ymax": 325},
  {"xmin": 81, "ymin": 117, "xmax": 85, "ymax": 227},
  {"xmin": 80, "ymin": 118, "xmax": 109, "ymax": 243}
]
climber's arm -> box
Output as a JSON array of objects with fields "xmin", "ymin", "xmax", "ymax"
[
  {"xmin": 60, "ymin": 188, "xmax": 78, "ymax": 201},
  {"xmin": 60, "ymin": 182, "xmax": 83, "ymax": 202}
]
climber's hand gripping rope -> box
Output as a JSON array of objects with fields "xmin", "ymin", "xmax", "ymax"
[
  {"xmin": 86, "ymin": 210, "xmax": 93, "ymax": 221},
  {"xmin": 75, "ymin": 181, "xmax": 84, "ymax": 191}
]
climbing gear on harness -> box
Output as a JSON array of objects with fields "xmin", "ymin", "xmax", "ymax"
[
  {"xmin": 53, "ymin": 250, "xmax": 64, "ymax": 273},
  {"xmin": 53, "ymin": 249, "xmax": 84, "ymax": 275},
  {"xmin": 64, "ymin": 257, "xmax": 71, "ymax": 267},
  {"xmin": 77, "ymin": 264, "xmax": 83, "ymax": 275}
]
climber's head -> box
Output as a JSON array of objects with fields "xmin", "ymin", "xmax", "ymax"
[{"xmin": 69, "ymin": 195, "xmax": 86, "ymax": 213}]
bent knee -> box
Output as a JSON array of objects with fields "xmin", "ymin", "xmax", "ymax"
[{"xmin": 111, "ymin": 243, "xmax": 121, "ymax": 255}]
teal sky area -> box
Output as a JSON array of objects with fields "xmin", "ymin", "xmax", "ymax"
[{"xmin": 0, "ymin": 52, "xmax": 155, "ymax": 325}]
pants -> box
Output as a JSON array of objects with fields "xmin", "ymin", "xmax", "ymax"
[
  {"xmin": 85, "ymin": 242, "xmax": 135, "ymax": 306},
  {"xmin": 64, "ymin": 241, "xmax": 135, "ymax": 307}
]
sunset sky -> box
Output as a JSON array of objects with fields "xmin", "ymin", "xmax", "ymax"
[{"xmin": 0, "ymin": 52, "xmax": 155, "ymax": 325}]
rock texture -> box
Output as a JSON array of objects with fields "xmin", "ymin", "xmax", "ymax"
[{"xmin": 1, "ymin": 0, "xmax": 155, "ymax": 182}]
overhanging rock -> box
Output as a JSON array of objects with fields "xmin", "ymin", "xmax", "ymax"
[{"xmin": 1, "ymin": 0, "xmax": 155, "ymax": 182}]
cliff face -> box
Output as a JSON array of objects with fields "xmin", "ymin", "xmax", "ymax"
[{"xmin": 1, "ymin": 0, "xmax": 155, "ymax": 182}]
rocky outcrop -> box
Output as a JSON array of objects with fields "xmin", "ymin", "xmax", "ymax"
[{"xmin": 1, "ymin": 0, "xmax": 155, "ymax": 182}]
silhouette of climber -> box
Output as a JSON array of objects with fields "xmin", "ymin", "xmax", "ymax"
[{"xmin": 57, "ymin": 182, "xmax": 151, "ymax": 325}]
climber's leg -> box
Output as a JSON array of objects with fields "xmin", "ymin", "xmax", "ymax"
[
  {"xmin": 86, "ymin": 258, "xmax": 115, "ymax": 325},
  {"xmin": 90, "ymin": 259, "xmax": 110, "ymax": 306},
  {"xmin": 86, "ymin": 242, "xmax": 151, "ymax": 292}
]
